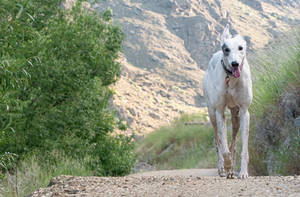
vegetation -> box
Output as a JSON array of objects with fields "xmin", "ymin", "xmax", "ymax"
[
  {"xmin": 0, "ymin": 0, "xmax": 135, "ymax": 196},
  {"xmin": 2, "ymin": 151, "xmax": 93, "ymax": 197},
  {"xmin": 135, "ymin": 113, "xmax": 217, "ymax": 170},
  {"xmin": 249, "ymin": 33, "xmax": 300, "ymax": 118},
  {"xmin": 249, "ymin": 31, "xmax": 300, "ymax": 175}
]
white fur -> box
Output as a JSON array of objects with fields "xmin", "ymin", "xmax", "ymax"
[{"xmin": 203, "ymin": 24, "xmax": 252, "ymax": 179}]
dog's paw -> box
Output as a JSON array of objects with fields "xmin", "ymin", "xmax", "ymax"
[
  {"xmin": 218, "ymin": 169, "xmax": 226, "ymax": 177},
  {"xmin": 226, "ymin": 171, "xmax": 235, "ymax": 179},
  {"xmin": 238, "ymin": 170, "xmax": 248, "ymax": 179}
]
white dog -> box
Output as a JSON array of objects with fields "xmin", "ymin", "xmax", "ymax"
[{"xmin": 203, "ymin": 24, "xmax": 252, "ymax": 179}]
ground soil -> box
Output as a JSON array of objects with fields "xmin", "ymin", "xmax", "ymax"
[{"xmin": 30, "ymin": 169, "xmax": 300, "ymax": 197}]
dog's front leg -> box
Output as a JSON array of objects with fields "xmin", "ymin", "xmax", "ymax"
[
  {"xmin": 239, "ymin": 108, "xmax": 250, "ymax": 179},
  {"xmin": 216, "ymin": 109, "xmax": 232, "ymax": 177}
]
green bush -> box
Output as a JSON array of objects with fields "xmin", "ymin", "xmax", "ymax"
[{"xmin": 0, "ymin": 0, "xmax": 135, "ymax": 179}]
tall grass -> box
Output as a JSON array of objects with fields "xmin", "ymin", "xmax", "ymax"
[
  {"xmin": 135, "ymin": 113, "xmax": 217, "ymax": 170},
  {"xmin": 250, "ymin": 31, "xmax": 300, "ymax": 118},
  {"xmin": 249, "ymin": 30, "xmax": 300, "ymax": 175}
]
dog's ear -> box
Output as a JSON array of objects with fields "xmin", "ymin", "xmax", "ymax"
[{"xmin": 221, "ymin": 24, "xmax": 232, "ymax": 46}]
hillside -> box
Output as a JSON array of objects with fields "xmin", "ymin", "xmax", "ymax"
[{"xmin": 92, "ymin": 0, "xmax": 300, "ymax": 135}]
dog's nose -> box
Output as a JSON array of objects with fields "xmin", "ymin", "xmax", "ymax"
[{"xmin": 231, "ymin": 61, "xmax": 239, "ymax": 67}]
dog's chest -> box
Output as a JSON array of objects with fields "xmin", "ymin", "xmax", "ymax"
[{"xmin": 225, "ymin": 86, "xmax": 240, "ymax": 108}]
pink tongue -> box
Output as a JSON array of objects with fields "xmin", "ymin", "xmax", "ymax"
[{"xmin": 232, "ymin": 67, "xmax": 240, "ymax": 78}]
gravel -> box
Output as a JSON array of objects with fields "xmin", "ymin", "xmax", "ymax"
[{"xmin": 29, "ymin": 169, "xmax": 300, "ymax": 197}]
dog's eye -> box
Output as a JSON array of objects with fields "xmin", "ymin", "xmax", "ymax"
[
  {"xmin": 225, "ymin": 48, "xmax": 230, "ymax": 53},
  {"xmin": 238, "ymin": 46, "xmax": 243, "ymax": 51}
]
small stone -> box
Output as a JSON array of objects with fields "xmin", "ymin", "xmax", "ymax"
[
  {"xmin": 128, "ymin": 108, "xmax": 136, "ymax": 116},
  {"xmin": 149, "ymin": 112, "xmax": 160, "ymax": 120}
]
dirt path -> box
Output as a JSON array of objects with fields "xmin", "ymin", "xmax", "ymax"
[{"xmin": 30, "ymin": 169, "xmax": 300, "ymax": 197}]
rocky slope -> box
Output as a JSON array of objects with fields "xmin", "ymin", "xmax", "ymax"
[{"xmin": 92, "ymin": 0, "xmax": 300, "ymax": 135}]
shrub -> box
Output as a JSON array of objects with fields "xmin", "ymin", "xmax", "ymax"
[{"xmin": 0, "ymin": 0, "xmax": 135, "ymax": 179}]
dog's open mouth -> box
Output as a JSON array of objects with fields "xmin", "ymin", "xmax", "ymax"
[{"xmin": 232, "ymin": 66, "xmax": 241, "ymax": 78}]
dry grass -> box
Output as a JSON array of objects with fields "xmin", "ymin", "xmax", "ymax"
[{"xmin": 1, "ymin": 151, "xmax": 93, "ymax": 197}]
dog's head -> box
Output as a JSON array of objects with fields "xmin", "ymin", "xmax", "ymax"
[{"xmin": 221, "ymin": 24, "xmax": 247, "ymax": 78}]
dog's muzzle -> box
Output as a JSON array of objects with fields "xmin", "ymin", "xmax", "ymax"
[
  {"xmin": 231, "ymin": 61, "xmax": 241, "ymax": 78},
  {"xmin": 222, "ymin": 57, "xmax": 245, "ymax": 78}
]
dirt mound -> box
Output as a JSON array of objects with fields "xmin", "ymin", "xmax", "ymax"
[{"xmin": 30, "ymin": 172, "xmax": 300, "ymax": 197}]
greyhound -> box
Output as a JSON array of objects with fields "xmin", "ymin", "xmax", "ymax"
[{"xmin": 203, "ymin": 24, "xmax": 252, "ymax": 179}]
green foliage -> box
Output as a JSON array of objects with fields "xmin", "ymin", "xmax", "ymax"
[
  {"xmin": 135, "ymin": 114, "xmax": 217, "ymax": 170},
  {"xmin": 250, "ymin": 32, "xmax": 300, "ymax": 118},
  {"xmin": 92, "ymin": 135, "xmax": 135, "ymax": 176},
  {"xmin": 249, "ymin": 31, "xmax": 300, "ymax": 175},
  {"xmin": 0, "ymin": 0, "xmax": 135, "ymax": 183},
  {"xmin": 0, "ymin": 152, "xmax": 18, "ymax": 173}
]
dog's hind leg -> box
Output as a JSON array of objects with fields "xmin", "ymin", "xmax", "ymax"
[
  {"xmin": 208, "ymin": 108, "xmax": 225, "ymax": 177},
  {"xmin": 229, "ymin": 107, "xmax": 240, "ymax": 178}
]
